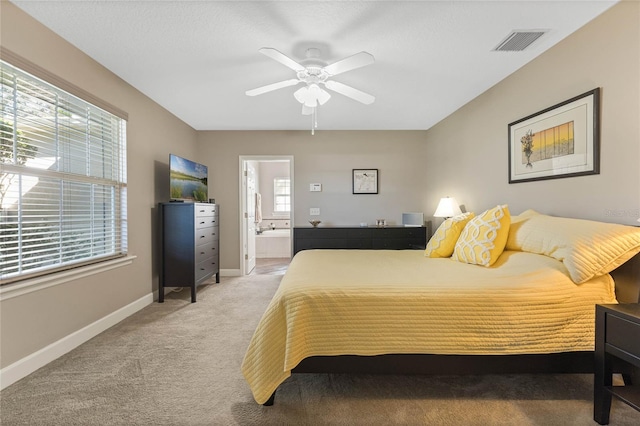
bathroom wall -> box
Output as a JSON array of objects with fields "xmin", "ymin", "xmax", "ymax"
[{"xmin": 258, "ymin": 160, "xmax": 291, "ymax": 226}]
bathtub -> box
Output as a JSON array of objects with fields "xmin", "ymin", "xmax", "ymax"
[
  {"xmin": 256, "ymin": 229, "xmax": 291, "ymax": 258},
  {"xmin": 259, "ymin": 229, "xmax": 290, "ymax": 236}
]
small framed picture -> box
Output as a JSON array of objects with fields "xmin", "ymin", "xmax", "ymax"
[{"xmin": 352, "ymin": 169, "xmax": 378, "ymax": 194}]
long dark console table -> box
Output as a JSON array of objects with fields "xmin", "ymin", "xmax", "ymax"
[{"xmin": 293, "ymin": 226, "xmax": 427, "ymax": 256}]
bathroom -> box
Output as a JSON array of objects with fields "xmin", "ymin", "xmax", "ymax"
[{"xmin": 254, "ymin": 160, "xmax": 291, "ymax": 259}]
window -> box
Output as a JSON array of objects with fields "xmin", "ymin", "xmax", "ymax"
[
  {"xmin": 273, "ymin": 177, "xmax": 290, "ymax": 213},
  {"xmin": 0, "ymin": 59, "xmax": 127, "ymax": 285}
]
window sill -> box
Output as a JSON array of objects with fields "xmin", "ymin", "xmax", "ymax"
[{"xmin": 0, "ymin": 255, "xmax": 137, "ymax": 301}]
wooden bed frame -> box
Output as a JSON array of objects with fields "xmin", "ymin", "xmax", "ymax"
[{"xmin": 264, "ymin": 253, "xmax": 640, "ymax": 406}]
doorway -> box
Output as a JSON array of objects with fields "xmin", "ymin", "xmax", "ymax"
[{"xmin": 239, "ymin": 155, "xmax": 294, "ymax": 276}]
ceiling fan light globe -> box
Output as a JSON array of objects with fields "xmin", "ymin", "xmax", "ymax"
[
  {"xmin": 304, "ymin": 97, "xmax": 318, "ymax": 108},
  {"xmin": 293, "ymin": 86, "xmax": 308, "ymax": 104},
  {"xmin": 317, "ymin": 88, "xmax": 331, "ymax": 105}
]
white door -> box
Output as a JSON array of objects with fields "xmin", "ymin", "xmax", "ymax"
[{"xmin": 245, "ymin": 162, "xmax": 257, "ymax": 274}]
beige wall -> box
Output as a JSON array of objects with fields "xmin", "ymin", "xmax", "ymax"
[
  {"xmin": 423, "ymin": 2, "xmax": 640, "ymax": 226},
  {"xmin": 0, "ymin": 2, "xmax": 198, "ymax": 368},
  {"xmin": 198, "ymin": 131, "xmax": 429, "ymax": 270}
]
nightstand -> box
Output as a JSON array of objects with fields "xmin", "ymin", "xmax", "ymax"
[{"xmin": 594, "ymin": 303, "xmax": 640, "ymax": 424}]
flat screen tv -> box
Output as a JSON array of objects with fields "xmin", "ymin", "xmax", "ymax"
[{"xmin": 169, "ymin": 154, "xmax": 208, "ymax": 202}]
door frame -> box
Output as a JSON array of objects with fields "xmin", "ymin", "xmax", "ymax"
[{"xmin": 238, "ymin": 155, "xmax": 294, "ymax": 276}]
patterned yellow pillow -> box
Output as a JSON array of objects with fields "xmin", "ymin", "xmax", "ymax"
[
  {"xmin": 452, "ymin": 205, "xmax": 511, "ymax": 266},
  {"xmin": 425, "ymin": 212, "xmax": 474, "ymax": 258}
]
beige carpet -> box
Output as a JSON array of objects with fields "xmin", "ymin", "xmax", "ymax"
[{"xmin": 1, "ymin": 274, "xmax": 639, "ymax": 425}]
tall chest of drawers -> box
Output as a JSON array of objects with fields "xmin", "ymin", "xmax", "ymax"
[{"xmin": 159, "ymin": 202, "xmax": 220, "ymax": 303}]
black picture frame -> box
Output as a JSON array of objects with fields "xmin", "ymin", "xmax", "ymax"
[
  {"xmin": 508, "ymin": 88, "xmax": 600, "ymax": 184},
  {"xmin": 352, "ymin": 169, "xmax": 378, "ymax": 194}
]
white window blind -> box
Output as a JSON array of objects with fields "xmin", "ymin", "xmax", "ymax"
[
  {"xmin": 273, "ymin": 177, "xmax": 290, "ymax": 213},
  {"xmin": 0, "ymin": 60, "xmax": 127, "ymax": 285}
]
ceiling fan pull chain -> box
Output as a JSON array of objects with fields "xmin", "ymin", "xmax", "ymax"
[{"xmin": 311, "ymin": 108, "xmax": 315, "ymax": 135}]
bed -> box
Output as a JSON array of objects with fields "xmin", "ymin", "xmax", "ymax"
[{"xmin": 241, "ymin": 208, "xmax": 640, "ymax": 405}]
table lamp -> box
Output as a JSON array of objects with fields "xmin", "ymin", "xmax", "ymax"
[{"xmin": 434, "ymin": 197, "xmax": 462, "ymax": 219}]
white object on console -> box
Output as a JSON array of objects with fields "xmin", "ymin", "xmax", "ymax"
[{"xmin": 434, "ymin": 197, "xmax": 462, "ymax": 219}]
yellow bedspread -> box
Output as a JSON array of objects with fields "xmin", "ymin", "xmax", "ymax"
[{"xmin": 241, "ymin": 249, "xmax": 617, "ymax": 404}]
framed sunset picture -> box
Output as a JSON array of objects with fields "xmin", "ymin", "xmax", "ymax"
[{"xmin": 508, "ymin": 88, "xmax": 600, "ymax": 183}]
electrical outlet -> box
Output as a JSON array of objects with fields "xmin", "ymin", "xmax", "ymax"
[{"xmin": 310, "ymin": 208, "xmax": 320, "ymax": 216}]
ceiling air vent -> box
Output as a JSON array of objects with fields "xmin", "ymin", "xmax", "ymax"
[{"xmin": 493, "ymin": 31, "xmax": 546, "ymax": 52}]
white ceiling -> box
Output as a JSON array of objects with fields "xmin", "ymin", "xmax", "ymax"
[{"xmin": 12, "ymin": 0, "xmax": 617, "ymax": 131}]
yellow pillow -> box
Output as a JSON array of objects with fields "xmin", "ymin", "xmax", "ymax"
[
  {"xmin": 425, "ymin": 212, "xmax": 474, "ymax": 258},
  {"xmin": 452, "ymin": 205, "xmax": 511, "ymax": 266},
  {"xmin": 505, "ymin": 212, "xmax": 640, "ymax": 283}
]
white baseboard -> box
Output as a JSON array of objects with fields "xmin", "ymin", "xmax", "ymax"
[
  {"xmin": 0, "ymin": 292, "xmax": 154, "ymax": 391},
  {"xmin": 220, "ymin": 269, "xmax": 241, "ymax": 277}
]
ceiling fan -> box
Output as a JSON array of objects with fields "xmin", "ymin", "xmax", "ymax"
[{"xmin": 246, "ymin": 47, "xmax": 376, "ymax": 118}]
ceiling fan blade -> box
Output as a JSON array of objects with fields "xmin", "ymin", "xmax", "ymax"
[
  {"xmin": 246, "ymin": 79, "xmax": 300, "ymax": 96},
  {"xmin": 323, "ymin": 51, "xmax": 374, "ymax": 76},
  {"xmin": 324, "ymin": 80, "xmax": 375, "ymax": 105},
  {"xmin": 258, "ymin": 47, "xmax": 305, "ymax": 72}
]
